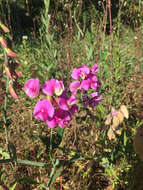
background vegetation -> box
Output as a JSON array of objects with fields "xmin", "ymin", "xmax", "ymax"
[{"xmin": 0, "ymin": 0, "xmax": 143, "ymax": 189}]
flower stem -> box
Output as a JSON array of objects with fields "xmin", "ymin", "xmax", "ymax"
[{"xmin": 50, "ymin": 128, "xmax": 53, "ymax": 153}]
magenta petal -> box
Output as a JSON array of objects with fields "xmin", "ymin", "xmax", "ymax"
[
  {"xmin": 91, "ymin": 64, "xmax": 98, "ymax": 73},
  {"xmin": 58, "ymin": 97, "xmax": 69, "ymax": 111},
  {"xmin": 42, "ymin": 79, "xmax": 56, "ymax": 96},
  {"xmin": 71, "ymin": 65, "xmax": 90, "ymax": 80},
  {"xmin": 24, "ymin": 78, "xmax": 40, "ymax": 98},
  {"xmin": 67, "ymin": 95, "xmax": 77, "ymax": 105},
  {"xmin": 80, "ymin": 79, "xmax": 91, "ymax": 91},
  {"xmin": 33, "ymin": 99, "xmax": 54, "ymax": 121},
  {"xmin": 58, "ymin": 120, "xmax": 70, "ymax": 128},
  {"xmin": 69, "ymin": 81, "xmax": 80, "ymax": 92},
  {"xmin": 46, "ymin": 118, "xmax": 57, "ymax": 128}
]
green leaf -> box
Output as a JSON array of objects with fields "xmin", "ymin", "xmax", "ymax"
[
  {"xmin": 16, "ymin": 159, "xmax": 52, "ymax": 167},
  {"xmin": 50, "ymin": 166, "xmax": 63, "ymax": 185},
  {"xmin": 10, "ymin": 182, "xmax": 17, "ymax": 190}
]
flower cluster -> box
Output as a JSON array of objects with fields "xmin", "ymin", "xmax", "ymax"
[
  {"xmin": 24, "ymin": 64, "xmax": 101, "ymax": 128},
  {"xmin": 0, "ymin": 21, "xmax": 22, "ymax": 99},
  {"xmin": 24, "ymin": 78, "xmax": 78, "ymax": 128},
  {"xmin": 70, "ymin": 64, "xmax": 101, "ymax": 108}
]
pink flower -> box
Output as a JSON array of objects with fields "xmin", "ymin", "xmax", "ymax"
[
  {"xmin": 34, "ymin": 99, "xmax": 54, "ymax": 122},
  {"xmin": 42, "ymin": 79, "xmax": 64, "ymax": 96},
  {"xmin": 24, "ymin": 78, "xmax": 40, "ymax": 98},
  {"xmin": 71, "ymin": 65, "xmax": 90, "ymax": 80}
]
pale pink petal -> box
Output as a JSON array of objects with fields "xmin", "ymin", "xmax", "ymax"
[
  {"xmin": 24, "ymin": 78, "xmax": 40, "ymax": 98},
  {"xmin": 69, "ymin": 81, "xmax": 80, "ymax": 92}
]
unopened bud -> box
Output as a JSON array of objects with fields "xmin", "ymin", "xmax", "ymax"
[
  {"xmin": 9, "ymin": 81, "xmax": 18, "ymax": 99},
  {"xmin": 4, "ymin": 65, "xmax": 13, "ymax": 79},
  {"xmin": 4, "ymin": 48, "xmax": 18, "ymax": 58},
  {"xmin": 0, "ymin": 36, "xmax": 7, "ymax": 48},
  {"xmin": 0, "ymin": 22, "xmax": 10, "ymax": 33}
]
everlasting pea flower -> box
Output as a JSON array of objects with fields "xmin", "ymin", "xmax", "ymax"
[
  {"xmin": 24, "ymin": 78, "xmax": 40, "ymax": 98},
  {"xmin": 34, "ymin": 99, "xmax": 54, "ymax": 122},
  {"xmin": 42, "ymin": 79, "xmax": 64, "ymax": 96},
  {"xmin": 71, "ymin": 65, "xmax": 90, "ymax": 80}
]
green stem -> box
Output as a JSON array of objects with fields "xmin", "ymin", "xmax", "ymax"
[{"xmin": 50, "ymin": 128, "xmax": 53, "ymax": 154}]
